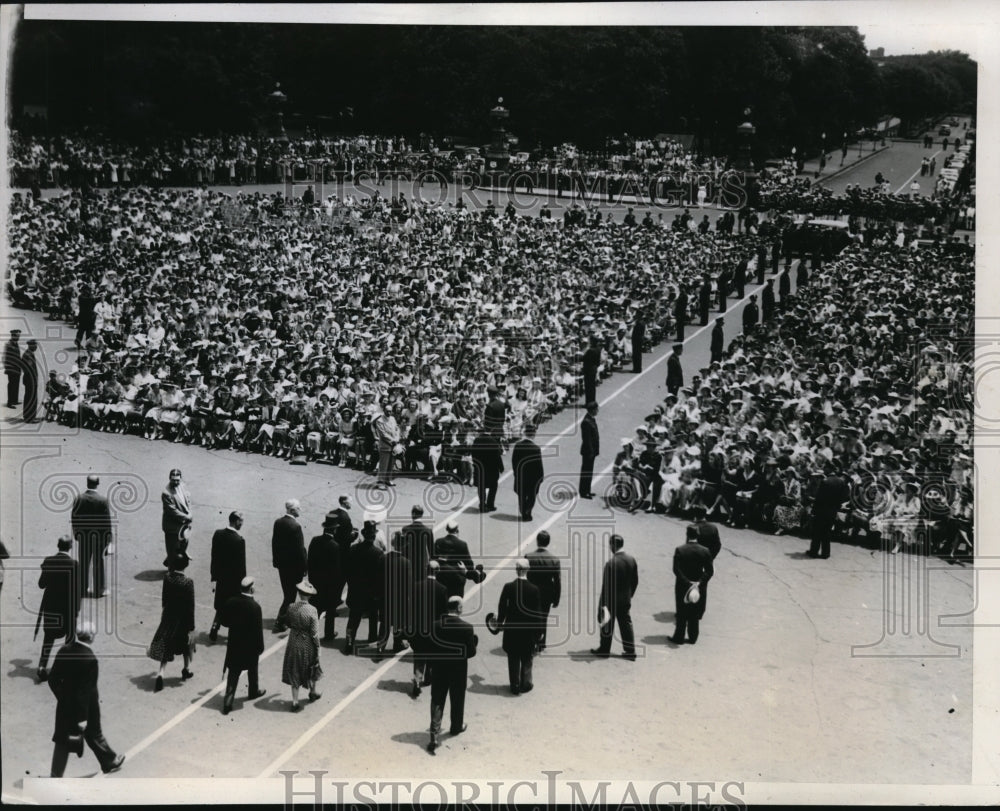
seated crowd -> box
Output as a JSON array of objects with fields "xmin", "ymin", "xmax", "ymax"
[
  {"xmin": 9, "ymin": 184, "xmax": 784, "ymax": 475},
  {"xmin": 612, "ymin": 240, "xmax": 973, "ymax": 559}
]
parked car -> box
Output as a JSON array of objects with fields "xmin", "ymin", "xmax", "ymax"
[{"xmin": 939, "ymin": 125, "xmax": 952, "ymax": 136}]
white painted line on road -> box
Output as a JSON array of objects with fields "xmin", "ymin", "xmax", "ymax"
[
  {"xmin": 104, "ymin": 257, "xmax": 781, "ymax": 774},
  {"xmin": 895, "ymin": 150, "xmax": 941, "ymax": 195}
]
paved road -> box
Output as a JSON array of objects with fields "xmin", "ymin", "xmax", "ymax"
[{"xmin": 0, "ymin": 184, "xmax": 976, "ymax": 800}]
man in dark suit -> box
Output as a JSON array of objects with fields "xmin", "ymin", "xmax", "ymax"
[
  {"xmin": 210, "ymin": 511, "xmax": 247, "ymax": 641},
  {"xmin": 327, "ymin": 495, "xmax": 354, "ymax": 608},
  {"xmin": 778, "ymin": 264, "xmax": 792, "ymax": 309},
  {"xmin": 579, "ymin": 401, "xmax": 600, "ymax": 499},
  {"xmin": 219, "ymin": 577, "xmax": 267, "ymax": 714},
  {"xmin": 344, "ymin": 524, "xmax": 385, "ymax": 654},
  {"xmin": 75, "ymin": 284, "xmax": 97, "ymax": 348},
  {"xmin": 36, "ymin": 535, "xmax": 82, "ymax": 681},
  {"xmin": 716, "ymin": 267, "xmax": 730, "ymax": 312},
  {"xmin": 71, "ymin": 475, "xmax": 113, "ymax": 597},
  {"xmin": 592, "ymin": 534, "xmax": 638, "ymax": 659},
  {"xmin": 496, "ymin": 559, "xmax": 542, "ymax": 695},
  {"xmin": 581, "ymin": 335, "xmax": 601, "ymax": 405},
  {"xmin": 526, "ymin": 530, "xmax": 561, "ymax": 651},
  {"xmin": 4, "ymin": 328, "xmax": 21, "ymax": 408},
  {"xmin": 428, "ymin": 595, "xmax": 478, "ymax": 753},
  {"xmin": 48, "ymin": 621, "xmax": 125, "ymax": 777},
  {"xmin": 756, "ymin": 243, "xmax": 768, "ymax": 285},
  {"xmin": 710, "ymin": 317, "xmax": 725, "ymax": 365},
  {"xmin": 434, "ymin": 522, "xmax": 484, "ymax": 598},
  {"xmin": 742, "ymin": 294, "xmax": 759, "ymax": 336},
  {"xmin": 21, "ymin": 338, "xmax": 39, "ymax": 422},
  {"xmin": 690, "ymin": 506, "xmax": 721, "ymax": 560},
  {"xmin": 698, "ymin": 274, "xmax": 712, "ymax": 326},
  {"xmin": 761, "ymin": 278, "xmax": 776, "ymax": 322},
  {"xmin": 378, "ymin": 531, "xmax": 413, "ymax": 654},
  {"xmin": 307, "ymin": 511, "xmax": 343, "ymax": 642},
  {"xmin": 673, "ymin": 286, "xmax": 688, "ymax": 342},
  {"xmin": 630, "ymin": 312, "xmax": 645, "ymax": 373},
  {"xmin": 471, "ymin": 431, "xmax": 503, "ymax": 512},
  {"xmin": 400, "ymin": 504, "xmax": 434, "ymax": 579},
  {"xmin": 808, "ymin": 464, "xmax": 851, "ymax": 559},
  {"xmin": 733, "ymin": 256, "xmax": 747, "ymax": 298},
  {"xmin": 666, "ymin": 343, "xmax": 684, "ymax": 395},
  {"xmin": 671, "ymin": 526, "xmax": 715, "ymax": 644},
  {"xmin": 271, "ymin": 499, "xmax": 306, "ymax": 632},
  {"xmin": 161, "ymin": 468, "xmax": 193, "ymax": 567},
  {"xmin": 512, "ymin": 423, "xmax": 544, "ymax": 521},
  {"xmin": 411, "ymin": 560, "xmax": 448, "ymax": 697},
  {"xmin": 482, "ymin": 388, "xmax": 507, "ymax": 436}
]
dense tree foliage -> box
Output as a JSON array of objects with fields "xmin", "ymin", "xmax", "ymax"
[{"xmin": 7, "ymin": 16, "xmax": 976, "ymax": 155}]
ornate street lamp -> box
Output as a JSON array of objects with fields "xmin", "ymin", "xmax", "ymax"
[{"xmin": 267, "ymin": 82, "xmax": 289, "ymax": 143}]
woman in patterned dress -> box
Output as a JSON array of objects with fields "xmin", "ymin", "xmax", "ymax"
[
  {"xmin": 148, "ymin": 552, "xmax": 196, "ymax": 693},
  {"xmin": 281, "ymin": 581, "xmax": 322, "ymax": 712}
]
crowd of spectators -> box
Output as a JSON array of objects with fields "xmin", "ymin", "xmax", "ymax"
[
  {"xmin": 612, "ymin": 238, "xmax": 973, "ymax": 559},
  {"xmin": 7, "ymin": 183, "xmax": 789, "ymax": 478}
]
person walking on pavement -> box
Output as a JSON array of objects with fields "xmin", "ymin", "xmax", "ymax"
[
  {"xmin": 733, "ymin": 256, "xmax": 747, "ymax": 299},
  {"xmin": 307, "ymin": 512, "xmax": 343, "ymax": 642},
  {"xmin": 512, "ymin": 423, "xmax": 544, "ymax": 521},
  {"xmin": 148, "ymin": 551, "xmax": 196, "ymax": 692},
  {"xmin": 48, "ymin": 621, "xmax": 125, "ymax": 777},
  {"xmin": 762, "ymin": 279, "xmax": 776, "ymax": 323},
  {"xmin": 434, "ymin": 521, "xmax": 484, "ymax": 598},
  {"xmin": 372, "ymin": 404, "xmax": 401, "ymax": 490},
  {"xmin": 710, "ymin": 318, "xmax": 725, "ymax": 365},
  {"xmin": 671, "ymin": 526, "xmax": 715, "ymax": 645},
  {"xmin": 591, "ymin": 534, "xmax": 639, "ymax": 660},
  {"xmin": 71, "ymin": 475, "xmax": 113, "ymax": 597},
  {"xmin": 209, "ymin": 511, "xmax": 247, "ymax": 642},
  {"xmin": 579, "ymin": 401, "xmax": 600, "ymax": 499},
  {"xmin": 161, "ymin": 468, "xmax": 193, "ymax": 567},
  {"xmin": 401, "ymin": 504, "xmax": 434, "ymax": 580},
  {"xmin": 327, "ymin": 495, "xmax": 353, "ymax": 609},
  {"xmin": 272, "ymin": 499, "xmax": 307, "ymax": 632},
  {"xmin": 630, "ymin": 311, "xmax": 646, "ymax": 373},
  {"xmin": 717, "ymin": 266, "xmax": 730, "ymax": 313},
  {"xmin": 35, "ymin": 535, "xmax": 82, "ymax": 682},
  {"xmin": 20, "ymin": 338, "xmax": 39, "ymax": 422},
  {"xmin": 378, "ymin": 531, "xmax": 413, "ymax": 654},
  {"xmin": 666, "ymin": 343, "xmax": 684, "ymax": 396},
  {"xmin": 411, "ymin": 560, "xmax": 448, "ymax": 698},
  {"xmin": 470, "ymin": 430, "xmax": 503, "ymax": 512},
  {"xmin": 526, "ymin": 530, "xmax": 561, "ymax": 651},
  {"xmin": 495, "ymin": 558, "xmax": 542, "ymax": 695},
  {"xmin": 281, "ymin": 580, "xmax": 322, "ymax": 711},
  {"xmin": 4, "ymin": 329, "xmax": 21, "ymax": 408},
  {"xmin": 581, "ymin": 335, "xmax": 601, "ymax": 405},
  {"xmin": 428, "ymin": 596, "xmax": 478, "ymax": 754},
  {"xmin": 690, "ymin": 506, "xmax": 722, "ymax": 560},
  {"xmin": 220, "ymin": 576, "xmax": 267, "ymax": 714},
  {"xmin": 344, "ymin": 524, "xmax": 385, "ymax": 655},
  {"xmin": 778, "ymin": 264, "xmax": 791, "ymax": 310}
]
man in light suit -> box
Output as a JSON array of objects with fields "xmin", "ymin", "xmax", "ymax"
[
  {"xmin": 209, "ymin": 511, "xmax": 247, "ymax": 641},
  {"xmin": 579, "ymin": 401, "xmax": 600, "ymax": 499},
  {"xmin": 496, "ymin": 559, "xmax": 542, "ymax": 695},
  {"xmin": 71, "ymin": 475, "xmax": 113, "ymax": 597},
  {"xmin": 512, "ymin": 423, "xmax": 544, "ymax": 521},
  {"xmin": 592, "ymin": 533, "xmax": 639, "ymax": 660},
  {"xmin": 526, "ymin": 530, "xmax": 561, "ymax": 651},
  {"xmin": 161, "ymin": 468, "xmax": 192, "ymax": 567},
  {"xmin": 48, "ymin": 622, "xmax": 125, "ymax": 777},
  {"xmin": 271, "ymin": 499, "xmax": 306, "ymax": 632}
]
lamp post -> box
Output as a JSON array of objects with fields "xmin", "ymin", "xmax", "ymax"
[
  {"xmin": 267, "ymin": 82, "xmax": 288, "ymax": 143},
  {"xmin": 816, "ymin": 131, "xmax": 826, "ymax": 177},
  {"xmin": 486, "ymin": 97, "xmax": 511, "ymax": 175}
]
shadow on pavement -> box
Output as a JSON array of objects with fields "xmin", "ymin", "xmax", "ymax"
[
  {"xmin": 390, "ymin": 730, "xmax": 432, "ymax": 751},
  {"xmin": 566, "ymin": 649, "xmax": 608, "ymax": 662},
  {"xmin": 785, "ymin": 551, "xmax": 815, "ymax": 560},
  {"xmin": 467, "ymin": 674, "xmax": 508, "ymax": 696},
  {"xmin": 376, "ymin": 678, "xmax": 412, "ymax": 695},
  {"xmin": 134, "ymin": 569, "xmax": 166, "ymax": 582},
  {"xmin": 9, "ymin": 658, "xmax": 39, "ymax": 681},
  {"xmin": 489, "ymin": 514, "xmax": 521, "ymax": 523},
  {"xmin": 652, "ymin": 611, "xmax": 676, "ymax": 624},
  {"xmin": 641, "ymin": 634, "xmax": 674, "ymax": 647}
]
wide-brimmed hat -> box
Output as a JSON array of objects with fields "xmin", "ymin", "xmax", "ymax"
[{"xmin": 295, "ymin": 580, "xmax": 317, "ymax": 596}]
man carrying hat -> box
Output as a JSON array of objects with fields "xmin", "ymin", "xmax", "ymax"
[
  {"xmin": 210, "ymin": 511, "xmax": 247, "ymax": 642},
  {"xmin": 591, "ymin": 534, "xmax": 638, "ymax": 660},
  {"xmin": 428, "ymin": 595, "xmax": 478, "ymax": 754},
  {"xmin": 36, "ymin": 535, "xmax": 82, "ymax": 682},
  {"xmin": 495, "ymin": 558, "xmax": 543, "ymax": 695},
  {"xmin": 219, "ymin": 576, "xmax": 267, "ymax": 714},
  {"xmin": 272, "ymin": 499, "xmax": 307, "ymax": 633},
  {"xmin": 671, "ymin": 525, "xmax": 714, "ymax": 645},
  {"xmin": 48, "ymin": 621, "xmax": 125, "ymax": 777}
]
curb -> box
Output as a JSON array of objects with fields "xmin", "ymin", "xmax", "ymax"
[{"xmin": 811, "ymin": 144, "xmax": 892, "ymax": 187}]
